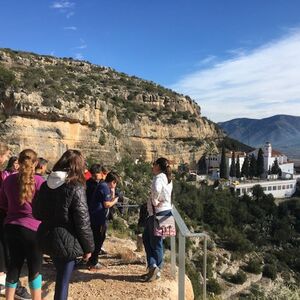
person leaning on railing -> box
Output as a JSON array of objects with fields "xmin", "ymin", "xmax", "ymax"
[{"xmin": 142, "ymin": 157, "xmax": 173, "ymax": 282}]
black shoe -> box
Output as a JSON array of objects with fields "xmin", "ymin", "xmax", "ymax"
[{"xmin": 15, "ymin": 285, "xmax": 31, "ymax": 300}]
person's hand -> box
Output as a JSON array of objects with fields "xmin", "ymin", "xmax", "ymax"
[
  {"xmin": 110, "ymin": 187, "xmax": 116, "ymax": 198},
  {"xmin": 83, "ymin": 252, "xmax": 92, "ymax": 261}
]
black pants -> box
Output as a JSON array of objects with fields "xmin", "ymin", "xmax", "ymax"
[
  {"xmin": 5, "ymin": 224, "xmax": 42, "ymax": 284},
  {"xmin": 0, "ymin": 215, "xmax": 9, "ymax": 272},
  {"xmin": 89, "ymin": 224, "xmax": 107, "ymax": 266}
]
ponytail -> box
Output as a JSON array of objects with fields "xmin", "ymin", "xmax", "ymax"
[
  {"xmin": 154, "ymin": 157, "xmax": 172, "ymax": 183},
  {"xmin": 18, "ymin": 149, "xmax": 38, "ymax": 205}
]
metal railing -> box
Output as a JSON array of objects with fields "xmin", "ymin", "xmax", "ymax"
[
  {"xmin": 171, "ymin": 205, "xmax": 208, "ymax": 300},
  {"xmin": 118, "ymin": 201, "xmax": 208, "ymax": 299}
]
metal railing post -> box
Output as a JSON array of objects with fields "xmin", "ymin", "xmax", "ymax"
[
  {"xmin": 203, "ymin": 235, "xmax": 207, "ymax": 300},
  {"xmin": 178, "ymin": 232, "xmax": 186, "ymax": 300},
  {"xmin": 171, "ymin": 236, "xmax": 176, "ymax": 277}
]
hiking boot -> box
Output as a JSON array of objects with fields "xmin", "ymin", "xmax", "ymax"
[
  {"xmin": 15, "ymin": 285, "xmax": 31, "ymax": 300},
  {"xmin": 145, "ymin": 266, "xmax": 160, "ymax": 282}
]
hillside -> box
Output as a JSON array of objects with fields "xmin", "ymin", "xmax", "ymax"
[
  {"xmin": 219, "ymin": 115, "xmax": 300, "ymax": 159},
  {"xmin": 0, "ymin": 48, "xmax": 224, "ymax": 165}
]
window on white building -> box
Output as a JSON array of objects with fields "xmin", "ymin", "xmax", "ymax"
[
  {"xmin": 278, "ymin": 186, "xmax": 281, "ymax": 190},
  {"xmin": 273, "ymin": 186, "xmax": 277, "ymax": 190},
  {"xmin": 282, "ymin": 185, "xmax": 285, "ymax": 189},
  {"xmin": 263, "ymin": 187, "xmax": 267, "ymax": 191},
  {"xmin": 268, "ymin": 186, "xmax": 272, "ymax": 191}
]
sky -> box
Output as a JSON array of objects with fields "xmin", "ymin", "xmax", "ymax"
[{"xmin": 0, "ymin": 0, "xmax": 300, "ymax": 122}]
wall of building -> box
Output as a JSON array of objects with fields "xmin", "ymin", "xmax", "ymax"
[{"xmin": 234, "ymin": 179, "xmax": 297, "ymax": 198}]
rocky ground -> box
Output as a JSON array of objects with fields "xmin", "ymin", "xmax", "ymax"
[{"xmin": 15, "ymin": 236, "xmax": 194, "ymax": 300}]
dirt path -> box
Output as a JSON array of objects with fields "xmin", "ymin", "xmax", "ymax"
[{"xmin": 17, "ymin": 236, "xmax": 194, "ymax": 300}]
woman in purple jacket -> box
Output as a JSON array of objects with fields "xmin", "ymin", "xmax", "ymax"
[{"xmin": 0, "ymin": 149, "xmax": 44, "ymax": 300}]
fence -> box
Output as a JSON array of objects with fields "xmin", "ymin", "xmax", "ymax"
[{"xmin": 171, "ymin": 205, "xmax": 208, "ymax": 300}]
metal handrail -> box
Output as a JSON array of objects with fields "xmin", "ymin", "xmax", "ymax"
[{"xmin": 171, "ymin": 205, "xmax": 208, "ymax": 300}]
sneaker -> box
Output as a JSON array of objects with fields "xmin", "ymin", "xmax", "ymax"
[
  {"xmin": 88, "ymin": 262, "xmax": 103, "ymax": 271},
  {"xmin": 15, "ymin": 285, "xmax": 31, "ymax": 300},
  {"xmin": 100, "ymin": 248, "xmax": 108, "ymax": 255},
  {"xmin": 0, "ymin": 283, "xmax": 5, "ymax": 295},
  {"xmin": 145, "ymin": 266, "xmax": 160, "ymax": 282}
]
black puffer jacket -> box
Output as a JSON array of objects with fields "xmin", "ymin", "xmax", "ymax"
[{"xmin": 33, "ymin": 178, "xmax": 94, "ymax": 258}]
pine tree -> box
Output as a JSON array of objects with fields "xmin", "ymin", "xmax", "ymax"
[
  {"xmin": 236, "ymin": 155, "xmax": 241, "ymax": 178},
  {"xmin": 229, "ymin": 151, "xmax": 236, "ymax": 178},
  {"xmin": 241, "ymin": 156, "xmax": 249, "ymax": 178},
  {"xmin": 198, "ymin": 155, "xmax": 207, "ymax": 175},
  {"xmin": 249, "ymin": 154, "xmax": 257, "ymax": 178},
  {"xmin": 256, "ymin": 148, "xmax": 264, "ymax": 177},
  {"xmin": 271, "ymin": 158, "xmax": 282, "ymax": 176},
  {"xmin": 220, "ymin": 146, "xmax": 227, "ymax": 179}
]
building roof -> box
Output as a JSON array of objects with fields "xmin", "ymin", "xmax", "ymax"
[{"xmin": 272, "ymin": 149, "xmax": 284, "ymax": 157}]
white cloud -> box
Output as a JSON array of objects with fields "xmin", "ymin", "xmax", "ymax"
[
  {"xmin": 76, "ymin": 45, "xmax": 87, "ymax": 49},
  {"xmin": 171, "ymin": 30, "xmax": 300, "ymax": 122},
  {"xmin": 51, "ymin": 1, "xmax": 74, "ymax": 9},
  {"xmin": 51, "ymin": 1, "xmax": 75, "ymax": 18},
  {"xmin": 64, "ymin": 26, "xmax": 77, "ymax": 31}
]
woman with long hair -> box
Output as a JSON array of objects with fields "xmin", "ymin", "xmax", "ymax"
[
  {"xmin": 142, "ymin": 157, "xmax": 173, "ymax": 282},
  {"xmin": 1, "ymin": 156, "xmax": 19, "ymax": 181},
  {"xmin": 0, "ymin": 142, "xmax": 9, "ymax": 293},
  {"xmin": 0, "ymin": 149, "xmax": 44, "ymax": 300},
  {"xmin": 33, "ymin": 150, "xmax": 94, "ymax": 300}
]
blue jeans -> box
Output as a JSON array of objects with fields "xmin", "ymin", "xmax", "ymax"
[
  {"xmin": 53, "ymin": 258, "xmax": 75, "ymax": 300},
  {"xmin": 142, "ymin": 210, "xmax": 171, "ymax": 269}
]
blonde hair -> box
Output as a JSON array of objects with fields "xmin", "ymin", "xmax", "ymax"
[{"xmin": 18, "ymin": 149, "xmax": 38, "ymax": 205}]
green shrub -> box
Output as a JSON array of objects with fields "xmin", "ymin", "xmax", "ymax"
[
  {"xmin": 263, "ymin": 264, "xmax": 277, "ymax": 280},
  {"xmin": 243, "ymin": 259, "xmax": 262, "ymax": 274},
  {"xmin": 98, "ymin": 132, "xmax": 106, "ymax": 145},
  {"xmin": 223, "ymin": 270, "xmax": 247, "ymax": 284},
  {"xmin": 0, "ymin": 65, "xmax": 15, "ymax": 92},
  {"xmin": 207, "ymin": 278, "xmax": 222, "ymax": 295}
]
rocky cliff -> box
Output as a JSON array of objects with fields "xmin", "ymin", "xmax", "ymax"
[{"xmin": 0, "ymin": 48, "xmax": 223, "ymax": 165}]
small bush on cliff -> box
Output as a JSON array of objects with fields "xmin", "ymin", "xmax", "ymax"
[
  {"xmin": 263, "ymin": 264, "xmax": 277, "ymax": 280},
  {"xmin": 223, "ymin": 270, "xmax": 247, "ymax": 284},
  {"xmin": 243, "ymin": 259, "xmax": 263, "ymax": 274},
  {"xmin": 98, "ymin": 132, "xmax": 106, "ymax": 145},
  {"xmin": 0, "ymin": 65, "xmax": 15, "ymax": 93},
  {"xmin": 207, "ymin": 278, "xmax": 222, "ymax": 295}
]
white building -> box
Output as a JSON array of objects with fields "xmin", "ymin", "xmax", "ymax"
[
  {"xmin": 249, "ymin": 142, "xmax": 294, "ymax": 178},
  {"xmin": 234, "ymin": 179, "xmax": 297, "ymax": 199},
  {"xmin": 208, "ymin": 151, "xmax": 246, "ymax": 177}
]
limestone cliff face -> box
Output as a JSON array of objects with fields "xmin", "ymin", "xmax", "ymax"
[{"xmin": 0, "ymin": 48, "xmax": 223, "ymax": 165}]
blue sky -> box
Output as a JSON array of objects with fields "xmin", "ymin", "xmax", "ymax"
[{"xmin": 1, "ymin": 0, "xmax": 300, "ymax": 121}]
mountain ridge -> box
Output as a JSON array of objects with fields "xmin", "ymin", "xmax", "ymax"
[{"xmin": 219, "ymin": 114, "xmax": 300, "ymax": 158}]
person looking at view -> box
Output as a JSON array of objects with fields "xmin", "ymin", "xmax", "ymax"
[{"xmin": 142, "ymin": 157, "xmax": 173, "ymax": 282}]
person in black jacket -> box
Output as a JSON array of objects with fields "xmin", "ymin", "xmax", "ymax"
[{"xmin": 33, "ymin": 150, "xmax": 94, "ymax": 300}]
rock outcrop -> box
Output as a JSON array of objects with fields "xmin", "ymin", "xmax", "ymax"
[{"xmin": 0, "ymin": 48, "xmax": 223, "ymax": 165}]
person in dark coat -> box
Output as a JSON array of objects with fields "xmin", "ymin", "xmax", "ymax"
[{"xmin": 33, "ymin": 150, "xmax": 94, "ymax": 300}]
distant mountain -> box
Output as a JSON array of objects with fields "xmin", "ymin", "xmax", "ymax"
[{"xmin": 219, "ymin": 115, "xmax": 300, "ymax": 159}]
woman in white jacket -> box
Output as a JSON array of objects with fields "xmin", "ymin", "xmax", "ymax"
[{"xmin": 143, "ymin": 157, "xmax": 173, "ymax": 282}]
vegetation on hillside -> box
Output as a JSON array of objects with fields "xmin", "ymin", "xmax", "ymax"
[{"xmin": 0, "ymin": 48, "xmax": 201, "ymax": 125}]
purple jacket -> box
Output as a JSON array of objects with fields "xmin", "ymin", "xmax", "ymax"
[{"xmin": 0, "ymin": 173, "xmax": 44, "ymax": 231}]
